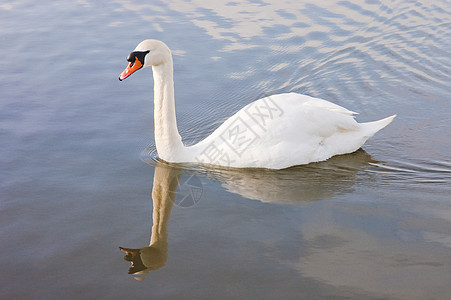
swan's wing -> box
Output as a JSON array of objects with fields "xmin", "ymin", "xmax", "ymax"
[
  {"xmin": 300, "ymin": 94, "xmax": 358, "ymax": 116},
  {"xmin": 303, "ymin": 103, "xmax": 360, "ymax": 135},
  {"xmin": 271, "ymin": 93, "xmax": 360, "ymax": 134}
]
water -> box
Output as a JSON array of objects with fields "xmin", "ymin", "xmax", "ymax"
[{"xmin": 1, "ymin": 0, "xmax": 450, "ymax": 299}]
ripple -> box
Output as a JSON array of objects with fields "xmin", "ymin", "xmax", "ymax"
[
  {"xmin": 120, "ymin": 0, "xmax": 451, "ymax": 192},
  {"xmin": 368, "ymin": 159, "xmax": 451, "ymax": 186},
  {"xmin": 140, "ymin": 144, "xmax": 159, "ymax": 164},
  {"xmin": 115, "ymin": 0, "xmax": 451, "ymax": 105}
]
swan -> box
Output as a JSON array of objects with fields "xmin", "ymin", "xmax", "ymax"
[{"xmin": 119, "ymin": 39, "xmax": 396, "ymax": 169}]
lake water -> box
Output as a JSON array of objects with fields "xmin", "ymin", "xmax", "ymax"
[{"xmin": 1, "ymin": 0, "xmax": 451, "ymax": 299}]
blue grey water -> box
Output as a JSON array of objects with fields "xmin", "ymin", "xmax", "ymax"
[{"xmin": 1, "ymin": 1, "xmax": 450, "ymax": 299}]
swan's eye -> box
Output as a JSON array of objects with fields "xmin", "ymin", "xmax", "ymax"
[{"xmin": 126, "ymin": 53, "xmax": 136, "ymax": 63}]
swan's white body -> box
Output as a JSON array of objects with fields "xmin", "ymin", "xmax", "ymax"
[{"xmin": 120, "ymin": 39, "xmax": 395, "ymax": 169}]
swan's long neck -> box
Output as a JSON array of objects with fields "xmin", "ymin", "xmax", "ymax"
[{"xmin": 152, "ymin": 58, "xmax": 184, "ymax": 162}]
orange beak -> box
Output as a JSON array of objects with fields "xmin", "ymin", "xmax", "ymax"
[{"xmin": 119, "ymin": 57, "xmax": 143, "ymax": 81}]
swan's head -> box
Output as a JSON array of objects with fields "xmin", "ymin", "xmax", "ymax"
[{"xmin": 119, "ymin": 39, "xmax": 171, "ymax": 81}]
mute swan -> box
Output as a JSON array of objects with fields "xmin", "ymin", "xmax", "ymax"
[{"xmin": 119, "ymin": 39, "xmax": 395, "ymax": 169}]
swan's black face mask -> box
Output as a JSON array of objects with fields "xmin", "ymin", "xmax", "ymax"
[{"xmin": 119, "ymin": 50, "xmax": 150, "ymax": 81}]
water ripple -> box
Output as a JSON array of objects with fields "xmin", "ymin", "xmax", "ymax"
[
  {"xmin": 368, "ymin": 159, "xmax": 451, "ymax": 186},
  {"xmin": 118, "ymin": 0, "xmax": 451, "ymax": 192}
]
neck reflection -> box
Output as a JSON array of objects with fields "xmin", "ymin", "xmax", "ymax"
[{"xmin": 120, "ymin": 162, "xmax": 182, "ymax": 277}]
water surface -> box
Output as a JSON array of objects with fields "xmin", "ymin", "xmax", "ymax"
[{"xmin": 1, "ymin": 1, "xmax": 451, "ymax": 299}]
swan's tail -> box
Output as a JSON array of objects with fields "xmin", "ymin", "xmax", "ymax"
[{"xmin": 361, "ymin": 114, "xmax": 396, "ymax": 136}]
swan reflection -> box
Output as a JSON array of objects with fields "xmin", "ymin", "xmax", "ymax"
[
  {"xmin": 203, "ymin": 149, "xmax": 375, "ymax": 204},
  {"xmin": 120, "ymin": 149, "xmax": 375, "ymax": 276}
]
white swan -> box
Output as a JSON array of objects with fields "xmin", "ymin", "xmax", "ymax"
[{"xmin": 119, "ymin": 39, "xmax": 396, "ymax": 169}]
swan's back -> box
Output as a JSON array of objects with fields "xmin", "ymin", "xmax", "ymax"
[{"xmin": 186, "ymin": 93, "xmax": 395, "ymax": 169}]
